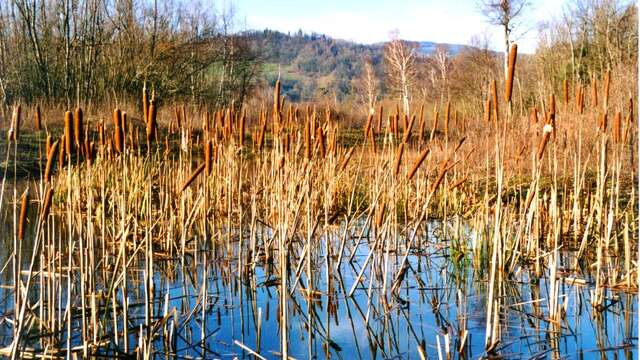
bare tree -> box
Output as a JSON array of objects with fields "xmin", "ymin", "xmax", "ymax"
[
  {"xmin": 433, "ymin": 45, "xmax": 451, "ymax": 102},
  {"xmin": 384, "ymin": 31, "xmax": 417, "ymax": 114},
  {"xmin": 355, "ymin": 57, "xmax": 379, "ymax": 116},
  {"xmin": 478, "ymin": 0, "xmax": 529, "ymax": 78}
]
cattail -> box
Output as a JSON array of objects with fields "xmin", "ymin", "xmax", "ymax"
[
  {"xmin": 599, "ymin": 113, "xmax": 608, "ymax": 132},
  {"xmin": 205, "ymin": 139, "xmax": 212, "ymax": 176},
  {"xmin": 429, "ymin": 160, "xmax": 449, "ymax": 196},
  {"xmin": 113, "ymin": 108, "xmax": 123, "ymax": 153},
  {"xmin": 505, "ymin": 44, "xmax": 517, "ymax": 102},
  {"xmin": 34, "ymin": 105, "xmax": 41, "ymax": 131},
  {"xmin": 578, "ymin": 86, "xmax": 585, "ymax": 114},
  {"xmin": 175, "ymin": 106, "xmax": 182, "ymax": 129},
  {"xmin": 85, "ymin": 139, "xmax": 93, "ymax": 165},
  {"xmin": 45, "ymin": 135, "xmax": 52, "ymax": 156},
  {"xmin": 181, "ymin": 163, "xmax": 205, "ymax": 192},
  {"xmin": 454, "ymin": 136, "xmax": 466, "ymax": 153},
  {"xmin": 364, "ymin": 114, "xmax": 373, "ymax": 138},
  {"xmin": 484, "ymin": 99, "xmax": 491, "ymax": 123},
  {"xmin": 40, "ymin": 187, "xmax": 54, "ymax": 223},
  {"xmin": 97, "ymin": 121, "xmax": 105, "ymax": 146},
  {"xmin": 448, "ymin": 177, "xmax": 467, "ymax": 191},
  {"xmin": 402, "ymin": 115, "xmax": 415, "ymax": 144},
  {"xmin": 147, "ymin": 100, "xmax": 158, "ymax": 146},
  {"xmin": 530, "ymin": 107, "xmax": 538, "ymax": 125},
  {"xmin": 304, "ymin": 119, "xmax": 311, "ymax": 159},
  {"xmin": 64, "ymin": 111, "xmax": 74, "ymax": 158},
  {"xmin": 58, "ymin": 135, "xmax": 66, "ymax": 168},
  {"xmin": 316, "ymin": 127, "xmax": 325, "ymax": 158},
  {"xmin": 368, "ymin": 128, "xmax": 376, "ymax": 154},
  {"xmin": 603, "ymin": 70, "xmax": 610, "ymax": 111},
  {"xmin": 17, "ymin": 190, "xmax": 28, "ymax": 241},
  {"xmin": 392, "ymin": 142, "xmax": 405, "ymax": 177},
  {"xmin": 375, "ymin": 202, "xmax": 386, "ymax": 228},
  {"xmin": 549, "ymin": 94, "xmax": 556, "ymax": 119},
  {"xmin": 273, "ymin": 79, "xmax": 281, "ymax": 118},
  {"xmin": 407, "ymin": 147, "xmax": 429, "ymax": 180},
  {"xmin": 44, "ymin": 140, "xmax": 59, "ymax": 182},
  {"xmin": 257, "ymin": 120, "xmax": 267, "ymax": 151},
  {"xmin": 376, "ymin": 105, "xmax": 383, "ymax": 133},
  {"xmin": 537, "ymin": 124, "xmax": 553, "ymax": 161},
  {"xmin": 74, "ymin": 107, "xmax": 84, "ymax": 148},
  {"xmin": 339, "ymin": 147, "xmax": 355, "ymax": 172},
  {"xmin": 563, "ymin": 79, "xmax": 569, "ymax": 108},
  {"xmin": 142, "ymin": 84, "xmax": 149, "ymax": 124},
  {"xmin": 491, "ymin": 79, "xmax": 499, "ymax": 125},
  {"xmin": 613, "ymin": 111, "xmax": 621, "ymax": 143}
]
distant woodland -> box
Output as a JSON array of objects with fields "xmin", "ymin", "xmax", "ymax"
[{"xmin": 0, "ymin": 0, "xmax": 636, "ymax": 117}]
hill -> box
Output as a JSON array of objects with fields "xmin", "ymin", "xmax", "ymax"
[{"xmin": 246, "ymin": 30, "xmax": 469, "ymax": 102}]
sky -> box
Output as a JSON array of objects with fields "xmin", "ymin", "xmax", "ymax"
[{"xmin": 229, "ymin": 0, "xmax": 570, "ymax": 54}]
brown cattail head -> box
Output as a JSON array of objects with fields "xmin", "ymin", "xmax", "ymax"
[
  {"xmin": 530, "ymin": 107, "xmax": 538, "ymax": 125},
  {"xmin": 484, "ymin": 99, "xmax": 491, "ymax": 123},
  {"xmin": 537, "ymin": 124, "xmax": 553, "ymax": 161},
  {"xmin": 74, "ymin": 107, "xmax": 84, "ymax": 148},
  {"xmin": 316, "ymin": 127, "xmax": 325, "ymax": 158},
  {"xmin": 429, "ymin": 160, "xmax": 449, "ymax": 196},
  {"xmin": 45, "ymin": 135, "xmax": 52, "ymax": 156},
  {"xmin": 549, "ymin": 94, "xmax": 556, "ymax": 119},
  {"xmin": 339, "ymin": 147, "xmax": 355, "ymax": 173},
  {"xmin": 407, "ymin": 147, "xmax": 430, "ymax": 180},
  {"xmin": 113, "ymin": 108, "xmax": 123, "ymax": 153},
  {"xmin": 34, "ymin": 105, "xmax": 41, "ymax": 131},
  {"xmin": 147, "ymin": 100, "xmax": 158, "ymax": 146},
  {"xmin": 613, "ymin": 111, "xmax": 621, "ymax": 143},
  {"xmin": 375, "ymin": 202, "xmax": 386, "ymax": 228},
  {"xmin": 368, "ymin": 128, "xmax": 376, "ymax": 154},
  {"xmin": 44, "ymin": 140, "xmax": 58, "ymax": 182},
  {"xmin": 142, "ymin": 84, "xmax": 149, "ymax": 124},
  {"xmin": 64, "ymin": 111, "xmax": 74, "ymax": 157},
  {"xmin": 180, "ymin": 163, "xmax": 206, "ymax": 192},
  {"xmin": 376, "ymin": 105, "xmax": 383, "ymax": 133},
  {"xmin": 598, "ymin": 112, "xmax": 608, "ymax": 132},
  {"xmin": 403, "ymin": 114, "xmax": 415, "ymax": 144},
  {"xmin": 273, "ymin": 79, "xmax": 281, "ymax": 118},
  {"xmin": 364, "ymin": 114, "xmax": 374, "ymax": 138},
  {"xmin": 58, "ymin": 135, "xmax": 66, "ymax": 168},
  {"xmin": 40, "ymin": 187, "xmax": 54, "ymax": 223},
  {"xmin": 392, "ymin": 142, "xmax": 405, "ymax": 177},
  {"xmin": 505, "ymin": 43, "xmax": 517, "ymax": 102},
  {"xmin": 18, "ymin": 190, "xmax": 28, "ymax": 241}
]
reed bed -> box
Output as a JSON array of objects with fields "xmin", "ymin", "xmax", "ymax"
[{"xmin": 0, "ymin": 55, "xmax": 637, "ymax": 359}]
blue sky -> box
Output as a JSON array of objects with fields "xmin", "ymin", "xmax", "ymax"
[{"xmin": 228, "ymin": 0, "xmax": 569, "ymax": 53}]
